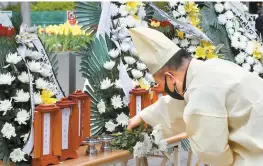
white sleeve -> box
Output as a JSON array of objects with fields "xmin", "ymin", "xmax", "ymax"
[{"xmin": 139, "ymin": 95, "xmax": 186, "ymax": 138}]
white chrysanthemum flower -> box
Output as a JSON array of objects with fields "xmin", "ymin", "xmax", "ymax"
[
  {"xmin": 242, "ymin": 4, "xmax": 249, "ymax": 12},
  {"xmin": 129, "ymin": 45, "xmax": 138, "ymax": 55},
  {"xmin": 137, "ymin": 62, "xmax": 147, "ymax": 70},
  {"xmin": 115, "ymin": 79, "xmax": 122, "ymax": 89},
  {"xmin": 1, "ymin": 122, "xmax": 16, "ymax": 139},
  {"xmin": 239, "ymin": 28, "xmax": 245, "ymax": 33},
  {"xmin": 119, "ymin": 5, "xmax": 128, "ymax": 16},
  {"xmin": 142, "ymin": 133, "xmax": 153, "ymax": 153},
  {"xmin": 145, "ymin": 73, "xmax": 155, "ymax": 83},
  {"xmin": 111, "ymin": 95, "xmax": 123, "ymax": 109},
  {"xmin": 240, "ymin": 36, "xmax": 248, "ymax": 43},
  {"xmin": 27, "ymin": 60, "xmax": 42, "ymax": 73},
  {"xmin": 110, "ymin": 3, "xmax": 119, "ymax": 16},
  {"xmin": 132, "ymin": 79, "xmax": 139, "ymax": 88},
  {"xmin": 169, "ymin": 1, "xmax": 178, "ymax": 7},
  {"xmin": 0, "ymin": 72, "xmax": 15, "ymax": 85},
  {"xmin": 178, "ymin": 5, "xmax": 186, "ymax": 15},
  {"xmin": 35, "ymin": 78, "xmax": 48, "ymax": 89},
  {"xmin": 104, "ymin": 60, "xmax": 115, "ymax": 70},
  {"xmin": 100, "ymin": 77, "xmax": 113, "ymax": 90},
  {"xmin": 123, "ymin": 15, "xmax": 137, "ymax": 28},
  {"xmin": 9, "ymin": 148, "xmax": 27, "ymax": 162},
  {"xmin": 172, "ymin": 38, "xmax": 180, "ymax": 44},
  {"xmin": 172, "ymin": 10, "xmax": 180, "ymax": 18},
  {"xmin": 120, "ymin": 42, "xmax": 131, "ymax": 52},
  {"xmin": 6, "ymin": 52, "xmax": 22, "ymax": 64},
  {"xmin": 18, "ymin": 72, "xmax": 32, "ymax": 83},
  {"xmin": 242, "ymin": 63, "xmax": 251, "ymax": 71},
  {"xmin": 239, "ymin": 41, "xmax": 247, "ymax": 50},
  {"xmin": 158, "ymin": 140, "xmax": 168, "ymax": 152},
  {"xmin": 20, "ymin": 133, "xmax": 29, "ymax": 143},
  {"xmin": 226, "ymin": 21, "xmax": 234, "ymax": 28},
  {"xmin": 116, "ymin": 112, "xmax": 129, "ymax": 127},
  {"xmin": 131, "ymin": 69, "xmax": 143, "ymax": 79},
  {"xmin": 124, "ymin": 56, "xmax": 136, "ymax": 65},
  {"xmin": 13, "ymin": 89, "xmax": 30, "ymax": 102},
  {"xmin": 218, "ymin": 14, "xmax": 227, "ymax": 25},
  {"xmin": 29, "ymin": 51, "xmax": 42, "ymax": 60},
  {"xmin": 108, "ymin": 49, "xmax": 120, "ymax": 58},
  {"xmin": 123, "ymin": 97, "xmax": 129, "ymax": 106},
  {"xmin": 122, "ymin": 37, "xmax": 132, "ymax": 43},
  {"xmin": 228, "ymin": 28, "xmax": 234, "ymax": 35},
  {"xmin": 225, "ymin": 10, "xmax": 234, "ymax": 20},
  {"xmin": 246, "ymin": 56, "xmax": 255, "ymax": 65},
  {"xmin": 97, "ymin": 99, "xmax": 106, "ymax": 114},
  {"xmin": 15, "ymin": 109, "xmax": 30, "ymax": 125},
  {"xmin": 246, "ymin": 41, "xmax": 255, "ymax": 54},
  {"xmin": 224, "ymin": 2, "xmax": 231, "ymax": 10},
  {"xmin": 191, "ymin": 39, "xmax": 200, "ymax": 45},
  {"xmin": 215, "ymin": 3, "xmax": 224, "ymax": 13},
  {"xmin": 253, "ymin": 63, "xmax": 263, "ymax": 73},
  {"xmin": 188, "ymin": 45, "xmax": 197, "ymax": 53},
  {"xmin": 34, "ymin": 92, "xmax": 42, "ymax": 105},
  {"xmin": 105, "ymin": 120, "xmax": 116, "ymax": 132},
  {"xmin": 118, "ymin": 28, "xmax": 130, "ymax": 40},
  {"xmin": 133, "ymin": 142, "xmax": 146, "ymax": 158},
  {"xmin": 180, "ymin": 39, "xmax": 189, "ymax": 47},
  {"xmin": 235, "ymin": 52, "xmax": 247, "ymax": 64},
  {"xmin": 138, "ymin": 6, "xmax": 146, "ymax": 19},
  {"xmin": 0, "ymin": 99, "xmax": 12, "ymax": 115},
  {"xmin": 151, "ymin": 124, "xmax": 163, "ymax": 144},
  {"xmin": 40, "ymin": 68, "xmax": 52, "ymax": 77}
]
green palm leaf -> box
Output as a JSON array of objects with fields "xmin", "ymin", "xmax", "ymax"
[
  {"xmin": 200, "ymin": 2, "xmax": 235, "ymax": 62},
  {"xmin": 75, "ymin": 2, "xmax": 101, "ymax": 36},
  {"xmin": 78, "ymin": 34, "xmax": 114, "ymax": 136}
]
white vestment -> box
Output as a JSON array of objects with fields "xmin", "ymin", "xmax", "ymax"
[{"xmin": 139, "ymin": 58, "xmax": 263, "ymax": 166}]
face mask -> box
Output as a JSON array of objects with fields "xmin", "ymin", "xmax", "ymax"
[{"xmin": 164, "ymin": 75, "xmax": 184, "ymax": 100}]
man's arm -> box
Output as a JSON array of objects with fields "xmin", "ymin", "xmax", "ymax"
[
  {"xmin": 184, "ymin": 86, "xmax": 233, "ymax": 166},
  {"xmin": 139, "ymin": 95, "xmax": 186, "ymax": 138}
]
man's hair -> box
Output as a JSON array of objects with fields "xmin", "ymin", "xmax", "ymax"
[{"xmin": 161, "ymin": 49, "xmax": 192, "ymax": 71}]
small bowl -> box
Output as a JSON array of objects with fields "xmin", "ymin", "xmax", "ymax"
[
  {"xmin": 98, "ymin": 135, "xmax": 114, "ymax": 153},
  {"xmin": 82, "ymin": 137, "xmax": 100, "ymax": 156}
]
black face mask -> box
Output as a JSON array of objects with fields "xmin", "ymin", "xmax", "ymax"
[{"xmin": 164, "ymin": 71, "xmax": 188, "ymax": 100}]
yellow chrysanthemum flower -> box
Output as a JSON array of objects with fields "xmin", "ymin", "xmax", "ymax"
[
  {"xmin": 206, "ymin": 50, "xmax": 218, "ymax": 59},
  {"xmin": 195, "ymin": 46, "xmax": 206, "ymax": 59},
  {"xmin": 126, "ymin": 1, "xmax": 142, "ymax": 13},
  {"xmin": 138, "ymin": 78, "xmax": 150, "ymax": 90},
  {"xmin": 41, "ymin": 89, "xmax": 57, "ymax": 105},
  {"xmin": 190, "ymin": 16, "xmax": 200, "ymax": 27},
  {"xmin": 176, "ymin": 30, "xmax": 184, "ymax": 39},
  {"xmin": 185, "ymin": 2, "xmax": 199, "ymax": 14},
  {"xmin": 253, "ymin": 49, "xmax": 262, "ymax": 59}
]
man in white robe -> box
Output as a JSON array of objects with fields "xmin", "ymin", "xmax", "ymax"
[{"xmin": 127, "ymin": 27, "xmax": 263, "ymax": 166}]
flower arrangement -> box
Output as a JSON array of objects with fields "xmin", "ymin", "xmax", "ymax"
[
  {"xmin": 149, "ymin": 1, "xmax": 222, "ymax": 60},
  {"xmin": 214, "ymin": 2, "xmax": 263, "ymax": 75},
  {"xmin": 0, "ymin": 24, "xmax": 59, "ymax": 165},
  {"xmin": 112, "ymin": 123, "xmax": 167, "ymax": 158},
  {"xmin": 0, "ymin": 24, "xmax": 15, "ymax": 38},
  {"xmin": 38, "ymin": 21, "xmax": 92, "ymax": 52}
]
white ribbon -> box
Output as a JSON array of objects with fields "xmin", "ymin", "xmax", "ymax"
[{"xmin": 136, "ymin": 96, "xmax": 142, "ymax": 114}]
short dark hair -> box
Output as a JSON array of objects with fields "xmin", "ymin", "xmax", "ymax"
[{"xmin": 161, "ymin": 49, "xmax": 192, "ymax": 70}]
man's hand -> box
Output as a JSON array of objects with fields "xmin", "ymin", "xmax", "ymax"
[{"xmin": 127, "ymin": 114, "xmax": 143, "ymax": 131}]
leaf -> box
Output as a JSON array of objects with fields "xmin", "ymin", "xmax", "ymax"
[
  {"xmin": 213, "ymin": 44, "xmax": 224, "ymax": 54},
  {"xmin": 75, "ymin": 2, "xmax": 101, "ymax": 35}
]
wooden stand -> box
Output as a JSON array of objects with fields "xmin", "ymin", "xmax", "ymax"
[
  {"xmin": 56, "ymin": 98, "xmax": 79, "ymax": 161},
  {"xmin": 68, "ymin": 90, "xmax": 91, "ymax": 145},
  {"xmin": 32, "ymin": 104, "xmax": 62, "ymax": 166},
  {"xmin": 129, "ymin": 88, "xmax": 151, "ymax": 118},
  {"xmin": 151, "ymin": 85, "xmax": 166, "ymax": 104}
]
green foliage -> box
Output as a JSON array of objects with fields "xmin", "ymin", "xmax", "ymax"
[
  {"xmin": 75, "ymin": 2, "xmax": 101, "ymax": 35},
  {"xmin": 78, "ymin": 34, "xmax": 114, "ymax": 135},
  {"xmin": 111, "ymin": 123, "xmax": 153, "ymax": 152},
  {"xmin": 200, "ymin": 2, "xmax": 235, "ymax": 62},
  {"xmin": 3, "ymin": 2, "xmax": 75, "ymax": 11}
]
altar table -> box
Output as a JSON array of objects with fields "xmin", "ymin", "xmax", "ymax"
[{"xmin": 56, "ymin": 145, "xmax": 133, "ymax": 166}]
